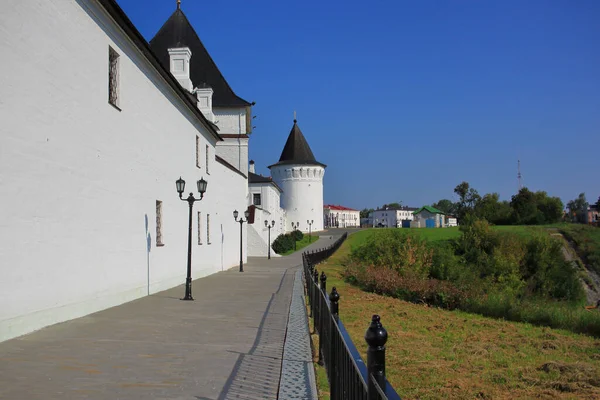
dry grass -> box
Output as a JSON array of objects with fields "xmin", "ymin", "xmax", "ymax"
[{"xmin": 310, "ymin": 236, "xmax": 600, "ymax": 400}]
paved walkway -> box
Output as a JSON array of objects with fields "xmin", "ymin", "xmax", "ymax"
[{"xmin": 0, "ymin": 234, "xmax": 339, "ymax": 400}]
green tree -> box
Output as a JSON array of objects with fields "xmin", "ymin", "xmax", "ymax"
[
  {"xmin": 360, "ymin": 208, "xmax": 374, "ymax": 219},
  {"xmin": 432, "ymin": 199, "xmax": 457, "ymax": 215},
  {"xmin": 567, "ymin": 193, "xmax": 588, "ymax": 223},
  {"xmin": 510, "ymin": 188, "xmax": 540, "ymax": 225},
  {"xmin": 454, "ymin": 181, "xmax": 481, "ymax": 223},
  {"xmin": 535, "ymin": 191, "xmax": 564, "ymax": 224},
  {"xmin": 474, "ymin": 193, "xmax": 512, "ymax": 224},
  {"xmin": 381, "ymin": 202, "xmax": 402, "ymax": 209}
]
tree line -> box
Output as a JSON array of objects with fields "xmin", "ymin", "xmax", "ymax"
[{"xmin": 433, "ymin": 181, "xmax": 597, "ymax": 225}]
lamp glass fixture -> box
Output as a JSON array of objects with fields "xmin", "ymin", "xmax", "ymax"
[
  {"xmin": 233, "ymin": 210, "xmax": 239, "ymax": 220},
  {"xmin": 176, "ymin": 177, "xmax": 185, "ymax": 194},
  {"xmin": 264, "ymin": 220, "xmax": 268, "ymax": 227},
  {"xmin": 197, "ymin": 177, "xmax": 207, "ymax": 194},
  {"xmin": 244, "ymin": 210, "xmax": 250, "ymax": 219}
]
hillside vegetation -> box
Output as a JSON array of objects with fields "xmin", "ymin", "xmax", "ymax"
[
  {"xmin": 343, "ymin": 225, "xmax": 600, "ymax": 336},
  {"xmin": 313, "ymin": 229, "xmax": 600, "ymax": 399}
]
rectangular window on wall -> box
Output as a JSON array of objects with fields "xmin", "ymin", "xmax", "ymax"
[
  {"xmin": 196, "ymin": 136, "xmax": 201, "ymax": 168},
  {"xmin": 253, "ymin": 193, "xmax": 261, "ymax": 206},
  {"xmin": 108, "ymin": 46, "xmax": 120, "ymax": 109},
  {"xmin": 156, "ymin": 200, "xmax": 164, "ymax": 246},
  {"xmin": 207, "ymin": 214, "xmax": 211, "ymax": 244},
  {"xmin": 205, "ymin": 145, "xmax": 210, "ymax": 174},
  {"xmin": 197, "ymin": 211, "xmax": 202, "ymax": 245}
]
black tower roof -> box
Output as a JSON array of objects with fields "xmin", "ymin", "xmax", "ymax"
[
  {"xmin": 149, "ymin": 8, "xmax": 250, "ymax": 107},
  {"xmin": 269, "ymin": 120, "xmax": 326, "ymax": 169}
]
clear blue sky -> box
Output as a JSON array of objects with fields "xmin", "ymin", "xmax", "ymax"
[{"xmin": 117, "ymin": 0, "xmax": 599, "ymax": 210}]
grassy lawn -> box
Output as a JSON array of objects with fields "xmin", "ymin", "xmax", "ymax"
[
  {"xmin": 280, "ymin": 234, "xmax": 319, "ymax": 256},
  {"xmin": 311, "ymin": 231, "xmax": 600, "ymax": 400}
]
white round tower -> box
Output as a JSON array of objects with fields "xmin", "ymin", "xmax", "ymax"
[{"xmin": 269, "ymin": 119, "xmax": 326, "ymax": 233}]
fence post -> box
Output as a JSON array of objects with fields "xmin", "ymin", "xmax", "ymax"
[
  {"xmin": 365, "ymin": 315, "xmax": 388, "ymax": 400},
  {"xmin": 329, "ymin": 287, "xmax": 339, "ymax": 321},
  {"xmin": 317, "ymin": 272, "xmax": 327, "ymax": 366},
  {"xmin": 329, "ymin": 286, "xmax": 340, "ymax": 399},
  {"xmin": 312, "ymin": 267, "xmax": 319, "ymax": 334}
]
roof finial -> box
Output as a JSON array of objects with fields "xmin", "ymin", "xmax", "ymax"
[
  {"xmin": 177, "ymin": 0, "xmax": 181, "ymax": 10},
  {"xmin": 293, "ymin": 110, "xmax": 297, "ymax": 123}
]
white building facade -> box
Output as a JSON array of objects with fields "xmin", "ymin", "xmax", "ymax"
[
  {"xmin": 372, "ymin": 207, "xmax": 417, "ymax": 228},
  {"xmin": 247, "ymin": 161, "xmax": 286, "ymax": 257},
  {"xmin": 0, "ymin": 0, "xmax": 251, "ymax": 342},
  {"xmin": 323, "ymin": 205, "xmax": 360, "ymax": 228}
]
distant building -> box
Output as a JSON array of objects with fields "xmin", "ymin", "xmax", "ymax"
[
  {"xmin": 324, "ymin": 205, "xmax": 360, "ymax": 228},
  {"xmin": 586, "ymin": 205, "xmax": 599, "ymax": 224},
  {"xmin": 412, "ymin": 206, "xmax": 446, "ymax": 228},
  {"xmin": 447, "ymin": 217, "xmax": 458, "ymax": 227},
  {"xmin": 372, "ymin": 206, "xmax": 417, "ymax": 228}
]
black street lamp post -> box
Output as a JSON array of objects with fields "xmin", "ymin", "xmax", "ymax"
[
  {"xmin": 175, "ymin": 176, "xmax": 207, "ymax": 301},
  {"xmin": 307, "ymin": 219, "xmax": 314, "ymax": 243},
  {"xmin": 264, "ymin": 219, "xmax": 275, "ymax": 259},
  {"xmin": 234, "ymin": 209, "xmax": 250, "ymax": 272},
  {"xmin": 291, "ymin": 222, "xmax": 300, "ymax": 251}
]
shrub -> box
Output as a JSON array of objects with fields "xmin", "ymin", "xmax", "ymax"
[
  {"xmin": 272, "ymin": 233, "xmax": 294, "ymax": 254},
  {"xmin": 349, "ymin": 230, "xmax": 433, "ymax": 279},
  {"xmin": 291, "ymin": 229, "xmax": 304, "ymax": 242}
]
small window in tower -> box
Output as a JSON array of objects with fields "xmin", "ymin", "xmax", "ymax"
[
  {"xmin": 196, "ymin": 136, "xmax": 201, "ymax": 168},
  {"xmin": 197, "ymin": 211, "xmax": 202, "ymax": 244},
  {"xmin": 205, "ymin": 145, "xmax": 210, "ymax": 174},
  {"xmin": 156, "ymin": 200, "xmax": 164, "ymax": 246},
  {"xmin": 253, "ymin": 193, "xmax": 261, "ymax": 206},
  {"xmin": 207, "ymin": 214, "xmax": 211, "ymax": 244},
  {"xmin": 108, "ymin": 46, "xmax": 120, "ymax": 109}
]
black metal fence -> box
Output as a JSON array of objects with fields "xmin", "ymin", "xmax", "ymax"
[{"xmin": 303, "ymin": 233, "xmax": 401, "ymax": 400}]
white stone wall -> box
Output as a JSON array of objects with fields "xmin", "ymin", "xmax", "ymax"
[
  {"xmin": 214, "ymin": 108, "xmax": 247, "ymax": 134},
  {"xmin": 0, "ymin": 0, "xmax": 247, "ymax": 342},
  {"xmin": 216, "ymin": 138, "xmax": 249, "ymax": 176},
  {"xmin": 271, "ymin": 164, "xmax": 324, "ymax": 233}
]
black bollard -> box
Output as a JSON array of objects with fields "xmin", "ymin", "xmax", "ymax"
[
  {"xmin": 320, "ymin": 271, "xmax": 327, "ymax": 294},
  {"xmin": 329, "ymin": 287, "xmax": 339, "ymax": 321},
  {"xmin": 365, "ymin": 315, "xmax": 388, "ymax": 400}
]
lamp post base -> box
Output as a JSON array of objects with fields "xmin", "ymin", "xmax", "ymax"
[
  {"xmin": 181, "ymin": 277, "xmax": 194, "ymax": 301},
  {"xmin": 239, "ymin": 262, "xmax": 244, "ymax": 272}
]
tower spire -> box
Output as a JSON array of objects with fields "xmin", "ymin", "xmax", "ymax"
[
  {"xmin": 177, "ymin": 0, "xmax": 181, "ymax": 10},
  {"xmin": 293, "ymin": 110, "xmax": 297, "ymax": 123}
]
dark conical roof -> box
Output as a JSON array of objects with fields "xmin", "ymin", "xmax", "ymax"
[
  {"xmin": 268, "ymin": 120, "xmax": 326, "ymax": 168},
  {"xmin": 149, "ymin": 8, "xmax": 250, "ymax": 107}
]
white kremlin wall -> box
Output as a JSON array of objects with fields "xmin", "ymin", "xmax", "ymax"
[{"xmin": 0, "ymin": 0, "xmax": 247, "ymax": 342}]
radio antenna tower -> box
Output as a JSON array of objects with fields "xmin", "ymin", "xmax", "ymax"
[{"xmin": 517, "ymin": 159, "xmax": 523, "ymax": 190}]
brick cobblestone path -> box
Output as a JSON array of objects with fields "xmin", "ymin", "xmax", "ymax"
[{"xmin": 0, "ymin": 232, "xmax": 343, "ymax": 400}]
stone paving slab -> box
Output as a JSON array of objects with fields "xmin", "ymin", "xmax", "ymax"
[
  {"xmin": 0, "ymin": 233, "xmax": 340, "ymax": 400},
  {"xmin": 278, "ymin": 269, "xmax": 318, "ymax": 399}
]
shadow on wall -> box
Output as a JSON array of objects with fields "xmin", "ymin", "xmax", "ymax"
[{"xmin": 145, "ymin": 214, "xmax": 151, "ymax": 295}]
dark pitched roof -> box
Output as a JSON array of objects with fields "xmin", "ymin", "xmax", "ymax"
[
  {"xmin": 149, "ymin": 8, "xmax": 250, "ymax": 108},
  {"xmin": 248, "ymin": 172, "xmax": 283, "ymax": 192},
  {"xmin": 268, "ymin": 120, "xmax": 326, "ymax": 168}
]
